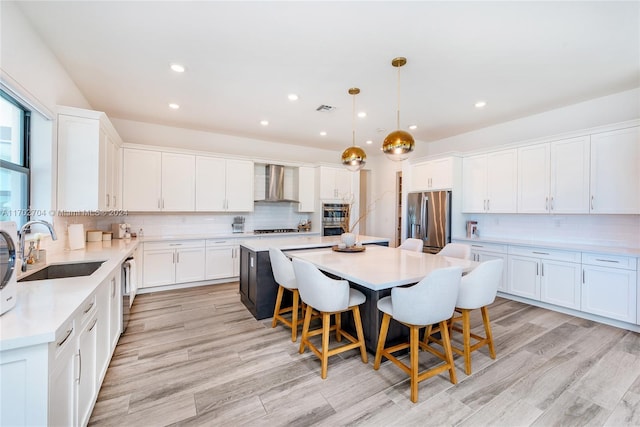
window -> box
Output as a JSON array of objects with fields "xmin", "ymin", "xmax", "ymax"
[{"xmin": 0, "ymin": 89, "xmax": 30, "ymax": 228}]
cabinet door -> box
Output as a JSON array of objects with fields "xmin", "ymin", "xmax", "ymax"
[
  {"xmin": 487, "ymin": 149, "xmax": 517, "ymax": 213},
  {"xmin": 175, "ymin": 247, "xmax": 206, "ymax": 284},
  {"xmin": 225, "ymin": 159, "xmax": 255, "ymax": 212},
  {"xmin": 410, "ymin": 162, "xmax": 430, "ymax": 191},
  {"xmin": 335, "ymin": 168, "xmax": 354, "ymax": 201},
  {"xmin": 474, "ymin": 251, "xmax": 508, "ymax": 292},
  {"xmin": 550, "ymin": 136, "xmax": 590, "ymax": 213},
  {"xmin": 430, "ymin": 157, "xmax": 453, "ymax": 190},
  {"xmin": 205, "ymin": 246, "xmax": 235, "ymax": 279},
  {"xmin": 57, "ymin": 114, "xmax": 103, "ymax": 211},
  {"xmin": 462, "ymin": 155, "xmax": 487, "ymax": 213},
  {"xmin": 232, "ymin": 246, "xmax": 240, "ymax": 276},
  {"xmin": 507, "ymin": 255, "xmax": 540, "ymax": 299},
  {"xmin": 49, "ymin": 342, "xmax": 76, "ymax": 427},
  {"xmin": 540, "ymin": 260, "xmax": 581, "ymax": 310},
  {"xmin": 109, "ymin": 273, "xmax": 122, "ymax": 351},
  {"xmin": 77, "ymin": 316, "xmax": 98, "ymax": 427},
  {"xmin": 123, "ymin": 149, "xmax": 162, "ymax": 211},
  {"xmin": 518, "ymin": 143, "xmax": 550, "ymax": 213},
  {"xmin": 96, "ymin": 280, "xmax": 110, "ymax": 383},
  {"xmin": 161, "ymin": 153, "xmax": 195, "ymax": 211},
  {"xmin": 590, "ymin": 127, "xmax": 640, "ymax": 214},
  {"xmin": 297, "ymin": 166, "xmax": 315, "ymax": 212},
  {"xmin": 142, "ymin": 249, "xmax": 176, "ymax": 287},
  {"xmin": 582, "ymin": 266, "xmax": 637, "ymax": 323},
  {"xmin": 195, "ymin": 156, "xmax": 227, "ymax": 211}
]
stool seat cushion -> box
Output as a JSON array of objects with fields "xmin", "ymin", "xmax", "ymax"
[
  {"xmin": 377, "ymin": 296, "xmax": 392, "ymax": 316},
  {"xmin": 349, "ymin": 288, "xmax": 366, "ymax": 307}
]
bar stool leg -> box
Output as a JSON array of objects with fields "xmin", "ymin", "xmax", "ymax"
[
  {"xmin": 352, "ymin": 306, "xmax": 368, "ymax": 363},
  {"xmin": 462, "ymin": 309, "xmax": 472, "ymax": 375},
  {"xmin": 374, "ymin": 313, "xmax": 391, "ymax": 369},
  {"xmin": 290, "ymin": 289, "xmax": 299, "ymax": 342},
  {"xmin": 482, "ymin": 306, "xmax": 496, "ymax": 359},
  {"xmin": 272, "ymin": 285, "xmax": 285, "ymax": 328},
  {"xmin": 321, "ymin": 312, "xmax": 331, "ymax": 379},
  {"xmin": 299, "ymin": 305, "xmax": 313, "ymax": 354},
  {"xmin": 410, "ymin": 325, "xmax": 420, "ymax": 403},
  {"xmin": 440, "ymin": 320, "xmax": 457, "ymax": 384}
]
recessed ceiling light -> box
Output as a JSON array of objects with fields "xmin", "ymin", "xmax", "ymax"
[
  {"xmin": 170, "ymin": 63, "xmax": 186, "ymax": 73},
  {"xmin": 260, "ymin": 120, "xmax": 269, "ymax": 126},
  {"xmin": 169, "ymin": 103, "xmax": 180, "ymax": 110},
  {"xmin": 288, "ymin": 94, "xmax": 299, "ymax": 101},
  {"xmin": 357, "ymin": 112, "xmax": 367, "ymax": 118},
  {"xmin": 320, "ymin": 131, "xmax": 327, "ymax": 136},
  {"xmin": 475, "ymin": 101, "xmax": 487, "ymax": 108},
  {"xmin": 366, "ymin": 140, "xmax": 373, "ymax": 145},
  {"xmin": 409, "ymin": 124, "xmax": 417, "ymax": 130}
]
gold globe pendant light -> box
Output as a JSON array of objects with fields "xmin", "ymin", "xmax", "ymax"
[
  {"xmin": 382, "ymin": 57, "xmax": 415, "ymax": 161},
  {"xmin": 341, "ymin": 87, "xmax": 367, "ymax": 171}
]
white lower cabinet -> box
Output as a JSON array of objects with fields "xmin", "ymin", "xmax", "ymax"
[
  {"xmin": 77, "ymin": 313, "xmax": 98, "ymax": 427},
  {"xmin": 581, "ymin": 253, "xmax": 637, "ymax": 323},
  {"xmin": 48, "ymin": 320, "xmax": 76, "ymax": 427},
  {"xmin": 507, "ymin": 246, "xmax": 582, "ymax": 309},
  {"xmin": 142, "ymin": 241, "xmax": 206, "ymax": 287},
  {"xmin": 467, "ymin": 242, "xmax": 508, "ymax": 292},
  {"xmin": 205, "ymin": 239, "xmax": 240, "ymax": 280}
]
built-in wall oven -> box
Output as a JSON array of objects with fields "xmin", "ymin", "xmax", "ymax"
[{"xmin": 322, "ymin": 203, "xmax": 350, "ymax": 236}]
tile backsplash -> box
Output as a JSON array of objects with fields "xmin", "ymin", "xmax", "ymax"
[{"xmin": 461, "ymin": 214, "xmax": 640, "ymax": 248}]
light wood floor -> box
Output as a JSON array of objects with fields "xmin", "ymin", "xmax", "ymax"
[{"xmin": 89, "ymin": 282, "xmax": 640, "ymax": 426}]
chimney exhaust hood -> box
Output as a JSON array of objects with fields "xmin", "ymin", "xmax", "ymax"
[{"xmin": 254, "ymin": 164, "xmax": 300, "ymax": 204}]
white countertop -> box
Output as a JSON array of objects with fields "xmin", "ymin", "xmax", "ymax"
[
  {"xmin": 139, "ymin": 231, "xmax": 320, "ymax": 242},
  {"xmin": 453, "ymin": 236, "xmax": 640, "ymax": 257},
  {"xmin": 240, "ymin": 234, "xmax": 390, "ymax": 252},
  {"xmin": 287, "ymin": 245, "xmax": 477, "ymax": 291},
  {"xmin": 1, "ymin": 239, "xmax": 139, "ymax": 351}
]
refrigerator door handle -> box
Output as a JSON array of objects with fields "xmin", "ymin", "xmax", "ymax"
[{"xmin": 421, "ymin": 193, "xmax": 428, "ymax": 243}]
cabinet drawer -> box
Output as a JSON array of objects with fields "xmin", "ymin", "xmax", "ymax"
[
  {"xmin": 51, "ymin": 319, "xmax": 76, "ymax": 360},
  {"xmin": 144, "ymin": 240, "xmax": 205, "ymax": 251},
  {"xmin": 467, "ymin": 242, "xmax": 508, "ymax": 254},
  {"xmin": 508, "ymin": 246, "xmax": 581, "ymax": 263},
  {"xmin": 206, "ymin": 239, "xmax": 242, "ymax": 247},
  {"xmin": 582, "ymin": 253, "xmax": 637, "ymax": 270},
  {"xmin": 78, "ymin": 294, "xmax": 97, "ymax": 327}
]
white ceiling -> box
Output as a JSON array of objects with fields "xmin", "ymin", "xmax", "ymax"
[{"xmin": 15, "ymin": 1, "xmax": 640, "ymax": 153}]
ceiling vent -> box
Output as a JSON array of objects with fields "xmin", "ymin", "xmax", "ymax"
[{"xmin": 316, "ymin": 104, "xmax": 336, "ymax": 112}]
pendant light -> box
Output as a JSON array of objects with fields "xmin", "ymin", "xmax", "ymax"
[
  {"xmin": 341, "ymin": 87, "xmax": 367, "ymax": 171},
  {"xmin": 382, "ymin": 57, "xmax": 415, "ymax": 161}
]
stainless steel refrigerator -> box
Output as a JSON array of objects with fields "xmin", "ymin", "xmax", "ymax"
[{"xmin": 406, "ymin": 190, "xmax": 451, "ymax": 253}]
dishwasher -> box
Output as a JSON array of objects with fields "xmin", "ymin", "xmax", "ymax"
[{"xmin": 121, "ymin": 256, "xmax": 137, "ymax": 333}]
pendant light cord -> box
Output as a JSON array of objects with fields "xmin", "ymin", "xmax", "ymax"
[
  {"xmin": 396, "ymin": 64, "xmax": 401, "ymax": 130},
  {"xmin": 352, "ymin": 91, "xmax": 356, "ymax": 147}
]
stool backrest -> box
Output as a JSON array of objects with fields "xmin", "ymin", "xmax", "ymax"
[
  {"xmin": 269, "ymin": 247, "xmax": 297, "ymax": 289},
  {"xmin": 456, "ymin": 258, "xmax": 503, "ymax": 309},
  {"xmin": 391, "ymin": 266, "xmax": 462, "ymax": 325},
  {"xmin": 398, "ymin": 238, "xmax": 424, "ymax": 252},
  {"xmin": 438, "ymin": 243, "xmax": 471, "ymax": 260},
  {"xmin": 292, "ymin": 258, "xmax": 350, "ymax": 312}
]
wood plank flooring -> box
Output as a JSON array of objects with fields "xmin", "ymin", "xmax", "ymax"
[{"xmin": 89, "ymin": 282, "xmax": 640, "ymax": 426}]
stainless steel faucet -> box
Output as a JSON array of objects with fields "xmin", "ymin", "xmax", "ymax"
[{"xmin": 19, "ymin": 220, "xmax": 57, "ymax": 272}]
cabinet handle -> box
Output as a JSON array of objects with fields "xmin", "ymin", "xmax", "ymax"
[
  {"xmin": 57, "ymin": 328, "xmax": 73, "ymax": 347},
  {"xmin": 595, "ymin": 258, "xmax": 619, "ymax": 263},
  {"xmin": 591, "ymin": 195, "xmax": 594, "ymax": 210},
  {"xmin": 550, "ymin": 197, "xmax": 554, "ymax": 211},
  {"xmin": 106, "ymin": 194, "xmax": 110, "ymax": 207},
  {"xmin": 111, "ymin": 279, "xmax": 116, "ymax": 298},
  {"xmin": 536, "ymin": 263, "xmax": 539, "ymax": 276},
  {"xmin": 158, "ymin": 199, "xmax": 161, "ymax": 209},
  {"xmin": 532, "ymin": 251, "xmax": 549, "ymax": 255},
  {"xmin": 487, "ymin": 199, "xmax": 490, "ymax": 211},
  {"xmin": 88, "ymin": 318, "xmax": 98, "ymax": 332},
  {"xmin": 545, "ymin": 197, "xmax": 548, "ymax": 211},
  {"xmin": 113, "ymin": 195, "xmax": 117, "ymax": 207},
  {"xmin": 471, "ymin": 244, "xmax": 483, "ymax": 248},
  {"xmin": 172, "ymin": 253, "xmax": 175, "ymax": 264},
  {"xmin": 78, "ymin": 349, "xmax": 82, "ymax": 383},
  {"xmin": 169, "ymin": 243, "xmax": 183, "ymax": 246},
  {"xmin": 213, "ymin": 241, "xmax": 227, "ymax": 244},
  {"xmin": 541, "ymin": 263, "xmax": 544, "ymax": 277},
  {"xmin": 162, "ymin": 199, "xmax": 165, "ymax": 209},
  {"xmin": 582, "ymin": 270, "xmax": 585, "ymax": 284},
  {"xmin": 84, "ymin": 302, "xmax": 94, "ymax": 314},
  {"xmin": 176, "ymin": 252, "xmax": 180, "ymax": 263}
]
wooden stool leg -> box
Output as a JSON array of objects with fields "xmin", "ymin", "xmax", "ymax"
[
  {"xmin": 422, "ymin": 324, "xmax": 433, "ymax": 346},
  {"xmin": 335, "ymin": 310, "xmax": 342, "ymax": 342},
  {"xmin": 291, "ymin": 289, "xmax": 299, "ymax": 342},
  {"xmin": 272, "ymin": 285, "xmax": 284, "ymax": 328},
  {"xmin": 410, "ymin": 325, "xmax": 420, "ymax": 403},
  {"xmin": 321, "ymin": 312, "xmax": 331, "ymax": 379},
  {"xmin": 374, "ymin": 313, "xmax": 391, "ymax": 370},
  {"xmin": 482, "ymin": 306, "xmax": 496, "ymax": 359},
  {"xmin": 352, "ymin": 306, "xmax": 368, "ymax": 364},
  {"xmin": 299, "ymin": 305, "xmax": 313, "ymax": 354},
  {"xmin": 440, "ymin": 320, "xmax": 457, "ymax": 384},
  {"xmin": 462, "ymin": 309, "xmax": 472, "ymax": 375}
]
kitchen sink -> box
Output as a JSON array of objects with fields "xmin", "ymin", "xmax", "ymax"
[{"xmin": 18, "ymin": 261, "xmax": 106, "ymax": 282}]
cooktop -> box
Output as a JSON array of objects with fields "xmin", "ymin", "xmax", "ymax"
[{"xmin": 253, "ymin": 228, "xmax": 299, "ymax": 234}]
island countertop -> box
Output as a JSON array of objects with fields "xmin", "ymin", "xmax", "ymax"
[{"xmin": 240, "ymin": 234, "xmax": 390, "ymax": 252}]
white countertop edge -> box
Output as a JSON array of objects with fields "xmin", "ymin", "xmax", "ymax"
[
  {"xmin": 138, "ymin": 231, "xmax": 320, "ymax": 242},
  {"xmin": 240, "ymin": 235, "xmax": 390, "ymax": 252},
  {"xmin": 452, "ymin": 236, "xmax": 640, "ymax": 257}
]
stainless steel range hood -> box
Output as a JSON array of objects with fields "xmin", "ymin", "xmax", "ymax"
[{"xmin": 254, "ymin": 164, "xmax": 300, "ymax": 203}]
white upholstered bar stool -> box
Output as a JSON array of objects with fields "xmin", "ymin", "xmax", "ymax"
[
  {"xmin": 398, "ymin": 238, "xmax": 424, "ymax": 252},
  {"xmin": 292, "ymin": 258, "xmax": 368, "ymax": 379},
  {"xmin": 426, "ymin": 258, "xmax": 503, "ymax": 375},
  {"xmin": 269, "ymin": 248, "xmax": 304, "ymax": 342},
  {"xmin": 438, "ymin": 243, "xmax": 471, "ymax": 260},
  {"xmin": 373, "ymin": 266, "xmax": 462, "ymax": 403}
]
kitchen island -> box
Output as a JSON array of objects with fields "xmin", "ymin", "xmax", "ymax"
[{"xmin": 238, "ymin": 235, "xmax": 389, "ymax": 320}]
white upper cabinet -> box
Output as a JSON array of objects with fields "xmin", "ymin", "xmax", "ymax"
[
  {"xmin": 295, "ymin": 166, "xmax": 315, "ymax": 212},
  {"xmin": 318, "ymin": 166, "xmax": 355, "ymax": 201},
  {"xmin": 590, "ymin": 126, "xmax": 640, "ymax": 214},
  {"xmin": 196, "ymin": 157, "xmax": 254, "ymax": 212},
  {"xmin": 518, "ymin": 136, "xmax": 590, "ymax": 214},
  {"xmin": 161, "ymin": 153, "xmax": 195, "ymax": 211},
  {"xmin": 410, "ymin": 157, "xmax": 453, "ymax": 192},
  {"xmin": 56, "ymin": 107, "xmax": 122, "ymax": 211},
  {"xmin": 463, "ymin": 149, "xmax": 517, "ymax": 213},
  {"xmin": 122, "ymin": 149, "xmax": 162, "ymax": 211}
]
